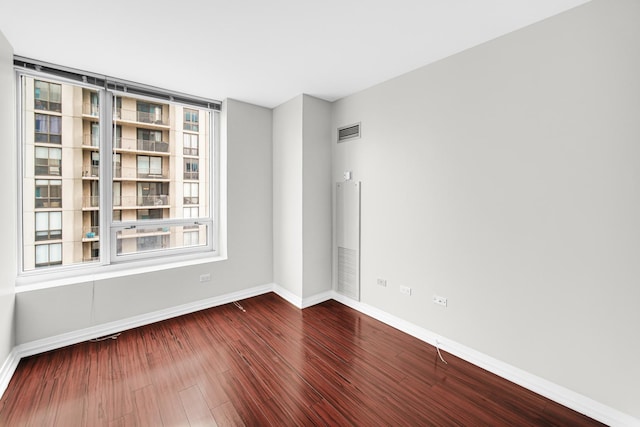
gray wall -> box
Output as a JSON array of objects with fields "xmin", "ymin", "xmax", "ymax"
[
  {"xmin": 16, "ymin": 98, "xmax": 274, "ymax": 343},
  {"xmin": 332, "ymin": 0, "xmax": 640, "ymax": 418},
  {"xmin": 273, "ymin": 95, "xmax": 332, "ymax": 301},
  {"xmin": 301, "ymin": 96, "xmax": 332, "ymax": 299},
  {"xmin": 0, "ymin": 30, "xmax": 16, "ymax": 366},
  {"xmin": 273, "ymin": 95, "xmax": 304, "ymax": 297}
]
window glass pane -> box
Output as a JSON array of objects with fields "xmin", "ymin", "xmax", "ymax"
[
  {"xmin": 35, "ymin": 212, "xmax": 48, "ymax": 231},
  {"xmin": 50, "ymin": 243, "xmax": 62, "ymax": 262},
  {"xmin": 35, "ymin": 245, "xmax": 48, "ymax": 263},
  {"xmin": 116, "ymin": 224, "xmax": 207, "ymax": 255},
  {"xmin": 50, "ymin": 211, "xmax": 62, "ymax": 229}
]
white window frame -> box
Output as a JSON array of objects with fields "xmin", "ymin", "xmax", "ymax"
[{"xmin": 16, "ymin": 63, "xmax": 222, "ymax": 283}]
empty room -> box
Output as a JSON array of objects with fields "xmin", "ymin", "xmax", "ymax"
[{"xmin": 0, "ymin": 0, "xmax": 638, "ymax": 425}]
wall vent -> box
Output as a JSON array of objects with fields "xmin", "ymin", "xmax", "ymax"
[{"xmin": 337, "ymin": 123, "xmax": 361, "ymax": 142}]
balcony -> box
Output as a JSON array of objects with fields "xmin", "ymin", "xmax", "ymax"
[
  {"xmin": 137, "ymin": 194, "xmax": 169, "ymax": 207},
  {"xmin": 114, "ymin": 167, "xmax": 168, "ymax": 181},
  {"xmin": 114, "ymin": 137, "xmax": 169, "ymax": 154},
  {"xmin": 183, "ymin": 172, "xmax": 199, "ymax": 180},
  {"xmin": 82, "ymin": 166, "xmax": 99, "ymax": 178},
  {"xmin": 83, "ymin": 195, "xmax": 100, "ymax": 209},
  {"xmin": 115, "ymin": 108, "xmax": 169, "ymax": 127},
  {"xmin": 183, "ymin": 196, "xmax": 199, "ymax": 205},
  {"xmin": 117, "ymin": 195, "xmax": 169, "ymax": 208},
  {"xmin": 82, "ymin": 226, "xmax": 100, "ymax": 241},
  {"xmin": 35, "ymin": 198, "xmax": 62, "ymax": 209},
  {"xmin": 83, "ymin": 134, "xmax": 100, "ymax": 148},
  {"xmin": 83, "ymin": 103, "xmax": 99, "ymax": 117}
]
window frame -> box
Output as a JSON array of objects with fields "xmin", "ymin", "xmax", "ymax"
[{"xmin": 16, "ymin": 65, "xmax": 222, "ymax": 282}]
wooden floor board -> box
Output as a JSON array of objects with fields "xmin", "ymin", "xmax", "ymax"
[{"xmin": 0, "ymin": 292, "xmax": 604, "ymax": 426}]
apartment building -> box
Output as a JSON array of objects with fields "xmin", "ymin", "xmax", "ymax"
[{"xmin": 21, "ymin": 76, "xmax": 210, "ymax": 271}]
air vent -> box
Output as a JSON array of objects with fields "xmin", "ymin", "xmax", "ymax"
[{"xmin": 337, "ymin": 123, "xmax": 361, "ymax": 142}]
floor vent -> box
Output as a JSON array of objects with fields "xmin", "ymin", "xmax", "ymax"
[{"xmin": 337, "ymin": 123, "xmax": 361, "ymax": 142}]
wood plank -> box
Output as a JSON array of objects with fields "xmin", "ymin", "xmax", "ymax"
[{"xmin": 179, "ymin": 385, "xmax": 218, "ymax": 426}]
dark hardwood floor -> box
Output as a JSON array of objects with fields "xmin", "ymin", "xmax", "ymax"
[{"xmin": 0, "ymin": 292, "xmax": 603, "ymax": 426}]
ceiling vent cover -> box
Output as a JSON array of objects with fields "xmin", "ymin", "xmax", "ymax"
[{"xmin": 338, "ymin": 123, "xmax": 361, "ymax": 142}]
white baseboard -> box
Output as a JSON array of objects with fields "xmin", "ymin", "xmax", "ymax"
[
  {"xmin": 3, "ymin": 285, "xmax": 638, "ymax": 426},
  {"xmin": 0, "ymin": 348, "xmax": 20, "ymax": 399},
  {"xmin": 272, "ymin": 283, "xmax": 333, "ymax": 309},
  {"xmin": 15, "ymin": 283, "xmax": 273, "ymax": 359},
  {"xmin": 330, "ymin": 291, "xmax": 640, "ymax": 427}
]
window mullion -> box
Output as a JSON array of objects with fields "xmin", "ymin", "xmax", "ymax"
[{"xmin": 99, "ymin": 90, "xmax": 113, "ymax": 265}]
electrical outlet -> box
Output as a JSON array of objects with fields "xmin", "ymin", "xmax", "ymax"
[
  {"xmin": 377, "ymin": 278, "xmax": 387, "ymax": 287},
  {"xmin": 199, "ymin": 273, "xmax": 211, "ymax": 283},
  {"xmin": 400, "ymin": 285, "xmax": 412, "ymax": 295},
  {"xmin": 433, "ymin": 295, "xmax": 447, "ymax": 307}
]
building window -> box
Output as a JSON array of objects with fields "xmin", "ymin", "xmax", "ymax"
[
  {"xmin": 137, "ymin": 182, "xmax": 168, "ymax": 207},
  {"xmin": 113, "ymin": 182, "xmax": 121, "ymax": 207},
  {"xmin": 184, "ymin": 159, "xmax": 199, "ymax": 180},
  {"xmin": 137, "ymin": 129, "xmax": 167, "ymax": 153},
  {"xmin": 34, "ymin": 80, "xmax": 61, "ymax": 112},
  {"xmin": 137, "ymin": 155, "xmax": 163, "ymax": 178},
  {"xmin": 183, "ymin": 133, "xmax": 198, "ymax": 156},
  {"xmin": 34, "ymin": 147, "xmax": 61, "ymax": 176},
  {"xmin": 184, "ymin": 109, "xmax": 199, "ymax": 132},
  {"xmin": 184, "ymin": 207, "xmax": 199, "ymax": 218},
  {"xmin": 35, "ymin": 114, "xmax": 61, "ymax": 144},
  {"xmin": 88, "ymin": 122, "xmax": 99, "ymax": 147},
  {"xmin": 19, "ymin": 66, "xmax": 218, "ymax": 274},
  {"xmin": 137, "ymin": 101, "xmax": 163, "ymax": 125},
  {"xmin": 35, "ymin": 211, "xmax": 62, "ymax": 241},
  {"xmin": 35, "ymin": 179, "xmax": 62, "ymax": 209},
  {"xmin": 184, "ymin": 183, "xmax": 199, "ymax": 205},
  {"xmin": 136, "ymin": 235, "xmax": 169, "ymax": 252},
  {"xmin": 137, "ymin": 209, "xmax": 163, "ymax": 220},
  {"xmin": 113, "ymin": 153, "xmax": 122, "ymax": 178},
  {"xmin": 35, "ymin": 243, "xmax": 62, "ymax": 267},
  {"xmin": 88, "ymin": 91, "xmax": 99, "ymax": 116},
  {"xmin": 88, "ymin": 151, "xmax": 99, "ymax": 177},
  {"xmin": 184, "ymin": 231, "xmax": 199, "ymax": 247},
  {"xmin": 114, "ymin": 125, "xmax": 122, "ymax": 149}
]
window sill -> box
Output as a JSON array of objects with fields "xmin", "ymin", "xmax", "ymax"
[{"xmin": 15, "ymin": 252, "xmax": 228, "ymax": 293}]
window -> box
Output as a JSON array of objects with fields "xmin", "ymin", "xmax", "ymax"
[
  {"xmin": 184, "ymin": 183, "xmax": 198, "ymax": 205},
  {"xmin": 137, "ymin": 156, "xmax": 163, "ymax": 178},
  {"xmin": 184, "ymin": 231, "xmax": 199, "ymax": 247},
  {"xmin": 183, "ymin": 133, "xmax": 198, "ymax": 156},
  {"xmin": 35, "ymin": 179, "xmax": 62, "ymax": 209},
  {"xmin": 137, "ymin": 129, "xmax": 167, "ymax": 153},
  {"xmin": 184, "ymin": 159, "xmax": 199, "ymax": 180},
  {"xmin": 89, "ymin": 152, "xmax": 99, "ymax": 177},
  {"xmin": 35, "ymin": 243, "xmax": 62, "ymax": 267},
  {"xmin": 35, "ymin": 211, "xmax": 62, "ymax": 241},
  {"xmin": 184, "ymin": 109, "xmax": 198, "ymax": 132},
  {"xmin": 34, "ymin": 80, "xmax": 61, "ymax": 112},
  {"xmin": 184, "ymin": 207, "xmax": 199, "ymax": 218},
  {"xmin": 113, "ymin": 153, "xmax": 121, "ymax": 178},
  {"xmin": 19, "ymin": 65, "xmax": 219, "ymax": 274},
  {"xmin": 35, "ymin": 114, "xmax": 61, "ymax": 144},
  {"xmin": 137, "ymin": 182, "xmax": 168, "ymax": 206},
  {"xmin": 137, "ymin": 209, "xmax": 163, "ymax": 220},
  {"xmin": 137, "ymin": 101, "xmax": 164, "ymax": 125},
  {"xmin": 89, "ymin": 122, "xmax": 99, "ymax": 147},
  {"xmin": 113, "ymin": 182, "xmax": 121, "ymax": 207},
  {"xmin": 89, "ymin": 91, "xmax": 99, "ymax": 116},
  {"xmin": 34, "ymin": 147, "xmax": 61, "ymax": 176}
]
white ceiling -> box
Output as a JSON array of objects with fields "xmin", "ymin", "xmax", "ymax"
[{"xmin": 0, "ymin": 0, "xmax": 590, "ymax": 108}]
